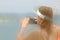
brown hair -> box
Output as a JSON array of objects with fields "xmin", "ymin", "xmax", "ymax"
[{"xmin": 38, "ymin": 6, "xmax": 53, "ymax": 34}]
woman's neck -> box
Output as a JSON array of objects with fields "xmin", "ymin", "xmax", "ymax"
[{"xmin": 40, "ymin": 24, "xmax": 53, "ymax": 35}]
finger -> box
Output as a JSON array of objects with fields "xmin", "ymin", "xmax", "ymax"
[
  {"xmin": 22, "ymin": 17, "xmax": 30, "ymax": 23},
  {"xmin": 35, "ymin": 20, "xmax": 37, "ymax": 21},
  {"xmin": 26, "ymin": 17, "xmax": 30, "ymax": 21}
]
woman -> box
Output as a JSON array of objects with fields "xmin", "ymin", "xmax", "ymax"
[{"xmin": 16, "ymin": 6, "xmax": 60, "ymax": 40}]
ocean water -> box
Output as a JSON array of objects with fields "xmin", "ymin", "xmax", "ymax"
[{"xmin": 0, "ymin": 13, "xmax": 60, "ymax": 40}]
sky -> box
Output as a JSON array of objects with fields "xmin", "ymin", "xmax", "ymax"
[{"xmin": 0, "ymin": 0, "xmax": 60, "ymax": 14}]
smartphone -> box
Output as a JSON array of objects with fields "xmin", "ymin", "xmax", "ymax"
[{"xmin": 29, "ymin": 18, "xmax": 37, "ymax": 24}]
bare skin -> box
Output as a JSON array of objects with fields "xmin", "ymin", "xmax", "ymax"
[{"xmin": 16, "ymin": 17, "xmax": 60, "ymax": 40}]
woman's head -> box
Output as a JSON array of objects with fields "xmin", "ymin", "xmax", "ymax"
[{"xmin": 34, "ymin": 6, "xmax": 53, "ymax": 30}]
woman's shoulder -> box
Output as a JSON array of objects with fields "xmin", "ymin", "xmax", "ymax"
[
  {"xmin": 25, "ymin": 30, "xmax": 41, "ymax": 40},
  {"xmin": 30, "ymin": 30, "xmax": 40, "ymax": 34},
  {"xmin": 28, "ymin": 30, "xmax": 40, "ymax": 36}
]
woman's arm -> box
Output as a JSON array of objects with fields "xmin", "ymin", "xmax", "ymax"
[
  {"xmin": 16, "ymin": 17, "xmax": 30, "ymax": 40},
  {"xmin": 17, "ymin": 28, "xmax": 26, "ymax": 40}
]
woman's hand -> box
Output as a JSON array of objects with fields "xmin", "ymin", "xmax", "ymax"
[{"xmin": 22, "ymin": 17, "xmax": 30, "ymax": 28}]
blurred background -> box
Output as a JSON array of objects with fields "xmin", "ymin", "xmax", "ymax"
[{"xmin": 0, "ymin": 0, "xmax": 60, "ymax": 40}]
